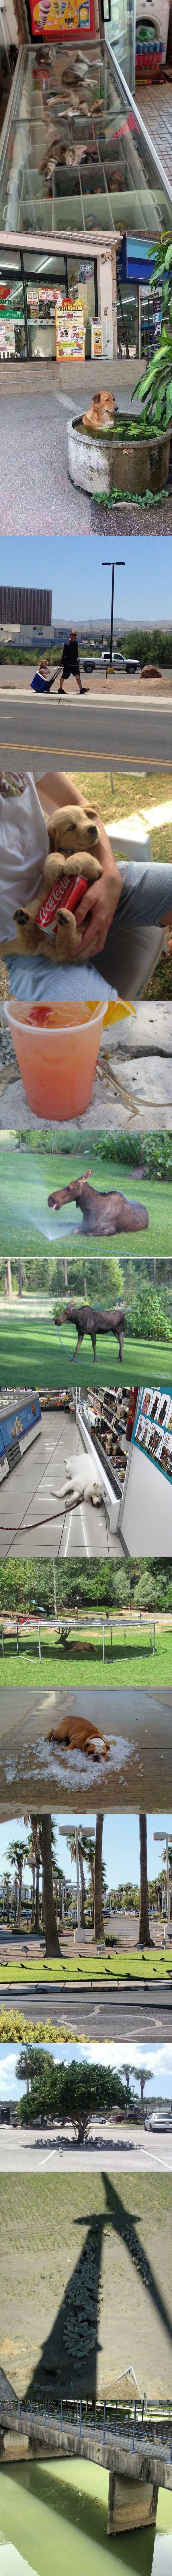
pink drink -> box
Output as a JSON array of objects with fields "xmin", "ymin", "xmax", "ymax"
[{"xmin": 5, "ymin": 996, "xmax": 107, "ymax": 1120}]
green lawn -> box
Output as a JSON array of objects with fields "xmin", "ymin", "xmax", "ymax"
[
  {"xmin": 0, "ymin": 1305, "xmax": 171, "ymax": 1386},
  {"xmin": 0, "ymin": 1141, "xmax": 171, "ymax": 1258},
  {"xmin": 0, "ymin": 1949, "xmax": 171, "ymax": 1984},
  {"xmin": 0, "ymin": 1628, "xmax": 171, "ymax": 1688}
]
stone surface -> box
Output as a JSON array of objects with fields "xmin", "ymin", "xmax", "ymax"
[
  {"xmin": 68, "ymin": 417, "xmax": 170, "ymax": 500},
  {"xmin": 108, "ymin": 2470, "xmax": 159, "ymax": 2531}
]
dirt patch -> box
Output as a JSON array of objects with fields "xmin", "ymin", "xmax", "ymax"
[{"xmin": 0, "ymin": 2174, "xmax": 171, "ymax": 2400}]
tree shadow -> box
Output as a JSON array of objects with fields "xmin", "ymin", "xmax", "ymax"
[{"xmin": 25, "ymin": 2171, "xmax": 172, "ymax": 2404}]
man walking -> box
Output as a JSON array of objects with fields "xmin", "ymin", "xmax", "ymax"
[{"xmin": 58, "ymin": 630, "xmax": 88, "ymax": 696}]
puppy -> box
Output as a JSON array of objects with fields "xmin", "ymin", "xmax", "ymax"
[
  {"xmin": 14, "ymin": 805, "xmax": 101, "ymax": 963},
  {"xmin": 47, "ymin": 1711, "xmax": 110, "ymax": 1761},
  {"xmin": 82, "ymin": 392, "xmax": 116, "ymax": 432}
]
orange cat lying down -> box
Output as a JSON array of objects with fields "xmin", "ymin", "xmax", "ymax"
[{"xmin": 48, "ymin": 1712, "xmax": 110, "ymax": 1761}]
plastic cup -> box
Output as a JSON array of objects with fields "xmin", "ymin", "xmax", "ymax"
[{"xmin": 5, "ymin": 995, "xmax": 107, "ymax": 1121}]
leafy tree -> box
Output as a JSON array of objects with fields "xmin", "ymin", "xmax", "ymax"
[{"xmin": 17, "ymin": 2054, "xmax": 133, "ymax": 2143}]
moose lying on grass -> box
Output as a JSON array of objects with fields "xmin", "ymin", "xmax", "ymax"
[
  {"xmin": 56, "ymin": 1301, "xmax": 125, "ymax": 1362},
  {"xmin": 48, "ymin": 1169, "xmax": 148, "ymax": 1238}
]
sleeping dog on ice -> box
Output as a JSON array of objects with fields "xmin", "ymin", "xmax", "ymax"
[{"xmin": 48, "ymin": 1709, "xmax": 110, "ymax": 1760}]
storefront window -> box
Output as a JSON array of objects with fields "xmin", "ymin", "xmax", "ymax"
[
  {"xmin": 26, "ymin": 265, "xmax": 66, "ymax": 356},
  {"xmin": 0, "ymin": 265, "xmax": 26, "ymax": 360},
  {"xmin": 117, "ymin": 283, "xmax": 139, "ymax": 356},
  {"xmin": 140, "ymin": 285, "xmax": 162, "ymax": 362}
]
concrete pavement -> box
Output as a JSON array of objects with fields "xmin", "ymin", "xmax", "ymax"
[
  {"xmin": 0, "ymin": 689, "xmax": 171, "ymax": 769},
  {"xmin": 0, "ymin": 1980, "xmax": 172, "ymax": 2043},
  {"xmin": 1, "ymin": 2118, "xmax": 172, "ymax": 2173}
]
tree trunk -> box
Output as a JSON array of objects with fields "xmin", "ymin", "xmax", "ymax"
[
  {"xmin": 41, "ymin": 1815, "xmax": 61, "ymax": 1957},
  {"xmin": 138, "ymin": 1815, "xmax": 150, "ymax": 1947},
  {"xmin": 89, "ymin": 1856, "xmax": 94, "ymax": 1930},
  {"xmin": 77, "ymin": 2113, "xmax": 85, "ymax": 2144},
  {"xmin": 18, "ymin": 1260, "xmax": 22, "ymax": 1299},
  {"xmin": 64, "ymin": 1259, "xmax": 68, "ymax": 1292},
  {"xmin": 94, "ymin": 1814, "xmax": 104, "ymax": 1942},
  {"xmin": 78, "ymin": 1838, "xmax": 85, "ymax": 1930},
  {"xmin": 16, "ymin": 1863, "xmax": 23, "ymax": 1930},
  {"xmin": 4, "ymin": 1274, "xmax": 7, "ymax": 1296},
  {"xmin": 30, "ymin": 1819, "xmax": 41, "ymax": 1936},
  {"xmin": 30, "ymin": 1863, "xmax": 36, "ymax": 1933},
  {"xmin": 7, "ymin": 1259, "xmax": 12, "ymax": 1299},
  {"xmin": 53, "ymin": 1563, "xmax": 57, "ymax": 1618}
]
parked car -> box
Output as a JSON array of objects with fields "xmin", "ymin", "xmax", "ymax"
[
  {"xmin": 144, "ymin": 2108, "xmax": 172, "ymax": 2131},
  {"xmin": 101, "ymin": 651, "xmax": 139, "ymax": 672},
  {"xmin": 101, "ymin": 650, "xmax": 126, "ymax": 668}
]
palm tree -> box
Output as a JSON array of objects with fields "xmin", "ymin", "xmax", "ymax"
[
  {"xmin": 3, "ymin": 1873, "xmax": 12, "ymax": 1925},
  {"xmin": 138, "ymin": 1815, "xmax": 151, "ymax": 1947},
  {"xmin": 66, "ymin": 1830, "xmax": 86, "ymax": 1930},
  {"xmin": 29, "ymin": 1847, "xmax": 36, "ymax": 1933},
  {"xmin": 7, "ymin": 1839, "xmax": 26, "ymax": 1931},
  {"xmin": 94, "ymin": 1814, "xmax": 104, "ymax": 1943},
  {"xmin": 41, "ymin": 1816, "xmax": 61, "ymax": 1958},
  {"xmin": 30, "ymin": 1817, "xmax": 42, "ymax": 1936}
]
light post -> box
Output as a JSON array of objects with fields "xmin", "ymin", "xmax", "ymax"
[
  {"xmin": 102, "ymin": 558, "xmax": 125, "ymax": 670},
  {"xmin": 153, "ymin": 1830, "xmax": 172, "ymax": 1935}
]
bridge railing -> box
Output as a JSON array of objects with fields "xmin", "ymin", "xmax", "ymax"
[{"xmin": 0, "ymin": 2395, "xmax": 172, "ymax": 2460}]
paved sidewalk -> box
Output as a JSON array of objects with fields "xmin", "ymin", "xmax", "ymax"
[{"xmin": 136, "ymin": 78, "xmax": 172, "ymax": 184}]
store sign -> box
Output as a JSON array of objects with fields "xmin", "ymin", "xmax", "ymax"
[
  {"xmin": 55, "ymin": 297, "xmax": 85, "ymax": 359},
  {"xmin": 28, "ymin": 0, "xmax": 95, "ymax": 36},
  {"xmin": 132, "ymin": 1386, "xmax": 172, "ymax": 1483},
  {"xmin": 91, "ymin": 319, "xmax": 103, "ymax": 358}
]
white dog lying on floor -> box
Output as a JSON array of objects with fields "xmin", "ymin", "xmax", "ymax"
[{"xmin": 50, "ymin": 1453, "xmax": 104, "ymax": 1511}]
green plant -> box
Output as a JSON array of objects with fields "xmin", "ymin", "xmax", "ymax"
[
  {"xmin": 18, "ymin": 2053, "xmax": 132, "ymax": 2140},
  {"xmin": 134, "ymin": 237, "xmax": 172, "ymax": 434}
]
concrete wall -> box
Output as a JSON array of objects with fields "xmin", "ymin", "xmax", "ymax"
[{"xmin": 0, "ymin": 359, "xmax": 145, "ymax": 397}]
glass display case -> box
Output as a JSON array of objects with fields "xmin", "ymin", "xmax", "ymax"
[{"xmin": 0, "ymin": 41, "xmax": 171, "ymax": 238}]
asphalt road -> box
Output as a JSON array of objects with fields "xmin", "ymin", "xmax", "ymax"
[
  {"xmin": 1, "ymin": 2120, "xmax": 172, "ymax": 2174},
  {"xmin": 1, "ymin": 1980, "xmax": 172, "ymax": 2041},
  {"xmin": 0, "ymin": 692, "xmax": 171, "ymax": 772}
]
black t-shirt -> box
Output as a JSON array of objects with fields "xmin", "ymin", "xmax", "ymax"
[{"xmin": 62, "ymin": 640, "xmax": 79, "ymax": 677}]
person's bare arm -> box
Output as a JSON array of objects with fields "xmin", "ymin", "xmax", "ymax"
[
  {"xmin": 37, "ymin": 770, "xmax": 87, "ymax": 814},
  {"xmin": 37, "ymin": 773, "xmax": 122, "ymax": 942}
]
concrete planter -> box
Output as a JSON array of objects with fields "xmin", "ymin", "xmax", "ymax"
[{"xmin": 68, "ymin": 415, "xmax": 171, "ymax": 498}]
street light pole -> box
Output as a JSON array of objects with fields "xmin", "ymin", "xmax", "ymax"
[{"xmin": 102, "ymin": 558, "xmax": 125, "ymax": 668}]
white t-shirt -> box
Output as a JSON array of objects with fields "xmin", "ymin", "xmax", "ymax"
[{"xmin": 0, "ymin": 772, "xmax": 49, "ymax": 943}]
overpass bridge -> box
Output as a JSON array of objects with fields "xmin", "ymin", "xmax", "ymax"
[{"xmin": 1, "ymin": 2396, "xmax": 172, "ymax": 2531}]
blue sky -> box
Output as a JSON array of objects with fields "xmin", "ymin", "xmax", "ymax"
[
  {"xmin": 0, "ymin": 536, "xmax": 172, "ymax": 624},
  {"xmin": 0, "ymin": 2042, "xmax": 172, "ymax": 2100},
  {"xmin": 0, "ymin": 1811, "xmax": 171, "ymax": 1887}
]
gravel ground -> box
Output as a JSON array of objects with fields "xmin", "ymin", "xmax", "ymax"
[{"xmin": 91, "ymin": 497, "xmax": 172, "ymax": 537}]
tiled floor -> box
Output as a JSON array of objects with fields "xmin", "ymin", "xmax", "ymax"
[
  {"xmin": 0, "ymin": 1408, "xmax": 122, "ymax": 1559},
  {"xmin": 136, "ymin": 78, "xmax": 172, "ymax": 182}
]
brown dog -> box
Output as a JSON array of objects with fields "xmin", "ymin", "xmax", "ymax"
[
  {"xmin": 48, "ymin": 1711, "xmax": 110, "ymax": 1761},
  {"xmin": 14, "ymin": 803, "xmax": 101, "ymax": 964},
  {"xmin": 82, "ymin": 392, "xmax": 116, "ymax": 432}
]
